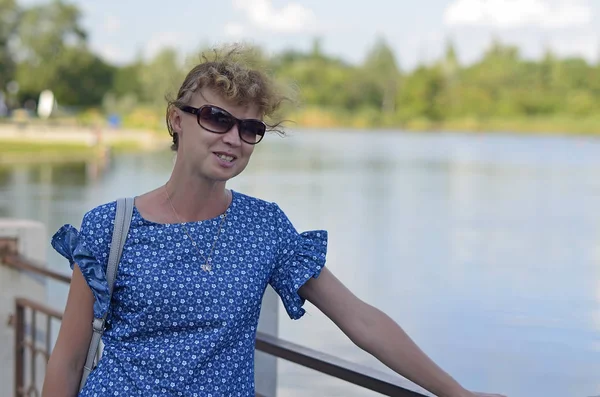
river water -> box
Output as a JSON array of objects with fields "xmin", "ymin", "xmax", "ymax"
[{"xmin": 1, "ymin": 129, "xmax": 599, "ymax": 397}]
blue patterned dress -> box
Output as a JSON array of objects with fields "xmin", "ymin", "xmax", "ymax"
[{"xmin": 51, "ymin": 190, "xmax": 327, "ymax": 396}]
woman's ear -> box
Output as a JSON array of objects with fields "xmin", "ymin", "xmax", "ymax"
[{"xmin": 169, "ymin": 107, "xmax": 183, "ymax": 135}]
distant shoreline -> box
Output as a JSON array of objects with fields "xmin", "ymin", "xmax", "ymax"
[
  {"xmin": 0, "ymin": 123, "xmax": 165, "ymax": 149},
  {"xmin": 0, "ymin": 123, "xmax": 167, "ymax": 165},
  {"xmin": 287, "ymin": 108, "xmax": 600, "ymax": 137},
  {"xmin": 1, "ymin": 115, "xmax": 598, "ymax": 162}
]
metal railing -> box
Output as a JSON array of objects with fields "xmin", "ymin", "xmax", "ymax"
[
  {"xmin": 2, "ymin": 253, "xmax": 70, "ymax": 284},
  {"xmin": 13, "ymin": 298, "xmax": 63, "ymax": 397},
  {"xmin": 1, "ymin": 247, "xmax": 428, "ymax": 397},
  {"xmin": 255, "ymin": 331, "xmax": 426, "ymax": 396}
]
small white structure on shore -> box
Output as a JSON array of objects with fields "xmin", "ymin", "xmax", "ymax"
[{"xmin": 37, "ymin": 90, "xmax": 56, "ymax": 119}]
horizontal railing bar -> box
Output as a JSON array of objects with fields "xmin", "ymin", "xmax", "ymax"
[
  {"xmin": 2, "ymin": 254, "xmax": 71, "ymax": 284},
  {"xmin": 16, "ymin": 298, "xmax": 64, "ymax": 320},
  {"xmin": 255, "ymin": 331, "xmax": 428, "ymax": 397}
]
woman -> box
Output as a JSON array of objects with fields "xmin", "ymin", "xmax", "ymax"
[{"xmin": 42, "ymin": 46, "xmax": 506, "ymax": 397}]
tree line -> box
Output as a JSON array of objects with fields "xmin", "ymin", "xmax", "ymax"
[{"xmin": 2, "ymin": 0, "xmax": 600, "ymax": 132}]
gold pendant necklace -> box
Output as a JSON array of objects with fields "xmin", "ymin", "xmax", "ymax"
[{"xmin": 164, "ymin": 186, "xmax": 227, "ymax": 272}]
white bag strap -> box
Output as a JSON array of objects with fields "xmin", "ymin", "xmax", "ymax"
[{"xmin": 79, "ymin": 197, "xmax": 134, "ymax": 392}]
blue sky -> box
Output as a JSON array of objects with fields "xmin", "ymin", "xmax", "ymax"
[{"xmin": 21, "ymin": 0, "xmax": 600, "ymax": 69}]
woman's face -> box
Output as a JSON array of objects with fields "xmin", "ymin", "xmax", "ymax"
[{"xmin": 171, "ymin": 88, "xmax": 262, "ymax": 183}]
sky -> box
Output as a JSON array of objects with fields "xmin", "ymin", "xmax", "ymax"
[{"xmin": 20, "ymin": 0, "xmax": 600, "ymax": 70}]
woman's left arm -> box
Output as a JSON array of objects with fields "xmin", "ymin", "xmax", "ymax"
[{"xmin": 299, "ymin": 268, "xmax": 506, "ymax": 397}]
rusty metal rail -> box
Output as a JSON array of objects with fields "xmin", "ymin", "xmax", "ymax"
[
  {"xmin": 14, "ymin": 298, "xmax": 63, "ymax": 397},
  {"xmin": 256, "ymin": 331, "xmax": 427, "ymax": 396},
  {"xmin": 3, "ymin": 253, "xmax": 71, "ymax": 284},
  {"xmin": 2, "ymin": 246, "xmax": 428, "ymax": 397}
]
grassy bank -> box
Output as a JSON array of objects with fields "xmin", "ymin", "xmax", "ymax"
[
  {"xmin": 286, "ymin": 107, "xmax": 600, "ymax": 136},
  {"xmin": 0, "ymin": 141, "xmax": 103, "ymax": 165},
  {"xmin": 0, "ymin": 118, "xmax": 166, "ymax": 157},
  {"xmin": 0, "ymin": 140, "xmax": 146, "ymax": 153},
  {"xmin": 0, "ymin": 137, "xmax": 159, "ymax": 165},
  {"xmin": 0, "ymin": 141, "xmax": 92, "ymax": 153}
]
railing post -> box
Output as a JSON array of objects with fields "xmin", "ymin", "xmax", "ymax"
[
  {"xmin": 14, "ymin": 301, "xmax": 24, "ymax": 397},
  {"xmin": 255, "ymin": 286, "xmax": 279, "ymax": 396},
  {"xmin": 29, "ymin": 308, "xmax": 37, "ymax": 396}
]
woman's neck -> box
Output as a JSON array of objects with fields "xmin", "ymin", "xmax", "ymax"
[{"xmin": 163, "ymin": 175, "xmax": 231, "ymax": 223}]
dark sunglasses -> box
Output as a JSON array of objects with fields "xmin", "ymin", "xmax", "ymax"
[{"xmin": 178, "ymin": 104, "xmax": 267, "ymax": 145}]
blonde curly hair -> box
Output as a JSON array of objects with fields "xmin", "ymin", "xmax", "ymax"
[{"xmin": 166, "ymin": 44, "xmax": 290, "ymax": 151}]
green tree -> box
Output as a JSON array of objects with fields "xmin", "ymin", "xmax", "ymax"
[
  {"xmin": 111, "ymin": 62, "xmax": 144, "ymax": 100},
  {"xmin": 0, "ymin": 0, "xmax": 20, "ymax": 91},
  {"xmin": 362, "ymin": 37, "xmax": 401, "ymax": 113},
  {"xmin": 15, "ymin": 47, "xmax": 115, "ymax": 106},
  {"xmin": 433, "ymin": 40, "xmax": 461, "ymax": 119},
  {"xmin": 397, "ymin": 65, "xmax": 445, "ymax": 121},
  {"xmin": 139, "ymin": 48, "xmax": 184, "ymax": 107},
  {"xmin": 52, "ymin": 48, "xmax": 115, "ymax": 106},
  {"xmin": 11, "ymin": 0, "xmax": 111, "ymax": 106},
  {"xmin": 16, "ymin": 0, "xmax": 86, "ymax": 65}
]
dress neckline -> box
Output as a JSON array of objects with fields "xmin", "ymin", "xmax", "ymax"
[{"xmin": 132, "ymin": 189, "xmax": 237, "ymax": 227}]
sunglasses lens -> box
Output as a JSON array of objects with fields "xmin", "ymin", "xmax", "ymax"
[
  {"xmin": 198, "ymin": 106, "xmax": 233, "ymax": 133},
  {"xmin": 240, "ymin": 121, "xmax": 266, "ymax": 144},
  {"xmin": 196, "ymin": 105, "xmax": 266, "ymax": 144}
]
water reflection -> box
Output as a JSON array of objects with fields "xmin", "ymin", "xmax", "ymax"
[{"xmin": 1, "ymin": 130, "xmax": 599, "ymax": 397}]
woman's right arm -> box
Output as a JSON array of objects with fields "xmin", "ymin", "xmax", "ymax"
[{"xmin": 42, "ymin": 264, "xmax": 94, "ymax": 397}]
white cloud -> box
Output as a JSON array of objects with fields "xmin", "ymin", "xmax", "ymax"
[
  {"xmin": 444, "ymin": 0, "xmax": 592, "ymax": 29},
  {"xmin": 231, "ymin": 0, "xmax": 317, "ymax": 33}
]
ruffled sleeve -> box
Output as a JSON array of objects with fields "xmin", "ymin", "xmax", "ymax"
[
  {"xmin": 51, "ymin": 224, "xmax": 110, "ymax": 319},
  {"xmin": 269, "ymin": 204, "xmax": 328, "ymax": 320}
]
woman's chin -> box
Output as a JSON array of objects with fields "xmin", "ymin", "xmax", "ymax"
[{"xmin": 202, "ymin": 166, "xmax": 244, "ymax": 182}]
